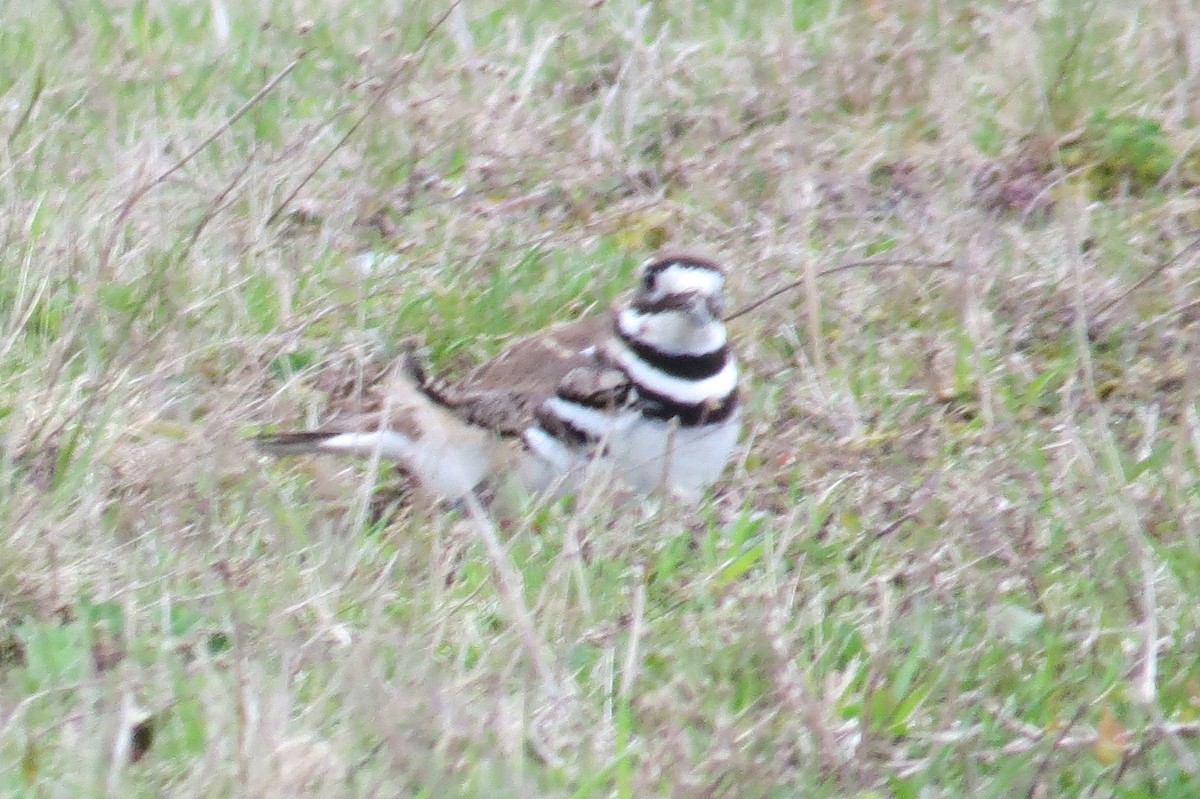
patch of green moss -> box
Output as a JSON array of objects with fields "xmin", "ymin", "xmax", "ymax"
[{"xmin": 1061, "ymin": 110, "xmax": 1175, "ymax": 196}]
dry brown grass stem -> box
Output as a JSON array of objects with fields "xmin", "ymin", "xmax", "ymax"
[
  {"xmin": 264, "ymin": 0, "xmax": 464, "ymax": 228},
  {"xmin": 723, "ymin": 257, "xmax": 953, "ymax": 322}
]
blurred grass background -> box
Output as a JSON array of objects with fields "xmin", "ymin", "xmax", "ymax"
[{"xmin": 1, "ymin": 0, "xmax": 1199, "ymax": 795}]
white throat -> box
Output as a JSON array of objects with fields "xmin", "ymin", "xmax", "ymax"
[{"xmin": 616, "ymin": 308, "xmax": 727, "ymax": 355}]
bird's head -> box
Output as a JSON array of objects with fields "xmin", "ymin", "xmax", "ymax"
[
  {"xmin": 617, "ymin": 254, "xmax": 729, "ymax": 356},
  {"xmin": 631, "ymin": 255, "xmax": 726, "ymax": 325}
]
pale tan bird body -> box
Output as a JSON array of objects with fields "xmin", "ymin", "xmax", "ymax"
[{"xmin": 257, "ymin": 254, "xmax": 741, "ymax": 502}]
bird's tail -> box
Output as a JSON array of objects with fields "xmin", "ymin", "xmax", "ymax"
[
  {"xmin": 254, "ymin": 353, "xmax": 512, "ymax": 499},
  {"xmin": 254, "ymin": 430, "xmax": 345, "ymax": 456}
]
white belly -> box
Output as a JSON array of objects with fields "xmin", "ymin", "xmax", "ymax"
[
  {"xmin": 521, "ymin": 410, "xmax": 741, "ymax": 498},
  {"xmin": 612, "ymin": 411, "xmax": 742, "ymax": 495}
]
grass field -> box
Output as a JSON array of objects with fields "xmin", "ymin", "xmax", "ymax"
[{"xmin": 2, "ymin": 0, "xmax": 1200, "ymax": 795}]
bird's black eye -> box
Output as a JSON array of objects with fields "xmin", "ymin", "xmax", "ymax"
[{"xmin": 641, "ymin": 269, "xmax": 657, "ymax": 292}]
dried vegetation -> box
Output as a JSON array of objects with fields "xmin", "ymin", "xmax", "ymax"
[{"xmin": 2, "ymin": 0, "xmax": 1200, "ymax": 795}]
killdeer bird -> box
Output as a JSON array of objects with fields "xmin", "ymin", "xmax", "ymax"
[{"xmin": 255, "ymin": 253, "xmax": 741, "ymax": 502}]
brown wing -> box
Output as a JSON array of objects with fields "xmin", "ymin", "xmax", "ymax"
[
  {"xmin": 416, "ymin": 383, "xmax": 534, "ymax": 437},
  {"xmin": 553, "ymin": 364, "xmax": 632, "ymax": 408},
  {"xmin": 466, "ymin": 315, "xmax": 613, "ymax": 398},
  {"xmin": 532, "ymin": 363, "xmax": 633, "ymax": 446},
  {"xmin": 419, "ymin": 314, "xmax": 619, "ymax": 437}
]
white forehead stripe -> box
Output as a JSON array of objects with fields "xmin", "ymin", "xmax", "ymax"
[{"xmin": 652, "ymin": 264, "xmax": 723, "ymax": 296}]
